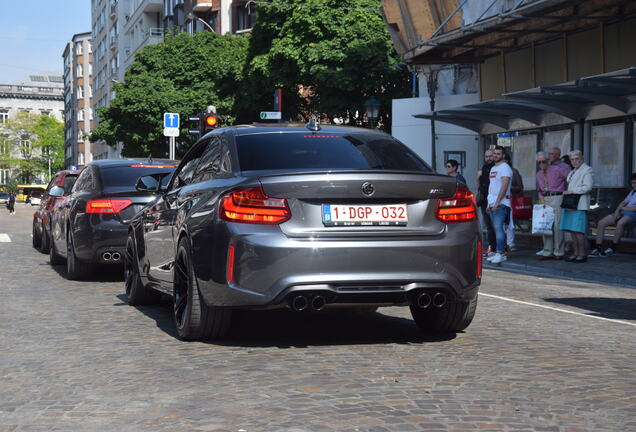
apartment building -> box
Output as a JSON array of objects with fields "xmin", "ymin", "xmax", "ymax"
[
  {"xmin": 165, "ymin": 0, "xmax": 256, "ymax": 35},
  {"xmin": 91, "ymin": 0, "xmax": 164, "ymax": 160},
  {"xmin": 62, "ymin": 33, "xmax": 94, "ymax": 168},
  {"xmin": 0, "ymin": 74, "xmax": 64, "ymax": 185}
]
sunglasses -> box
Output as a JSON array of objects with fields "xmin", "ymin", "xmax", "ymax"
[{"xmin": 538, "ymin": 160, "xmax": 548, "ymax": 164}]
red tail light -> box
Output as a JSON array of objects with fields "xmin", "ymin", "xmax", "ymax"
[
  {"xmin": 86, "ymin": 199, "xmax": 132, "ymax": 214},
  {"xmin": 436, "ymin": 186, "xmax": 477, "ymax": 223},
  {"xmin": 227, "ymin": 245, "xmax": 235, "ymax": 283},
  {"xmin": 477, "ymin": 241, "xmax": 482, "ymax": 278},
  {"xmin": 220, "ymin": 187, "xmax": 291, "ymax": 224}
]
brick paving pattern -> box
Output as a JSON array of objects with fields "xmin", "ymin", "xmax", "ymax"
[{"xmin": 1, "ymin": 204, "xmax": 635, "ymax": 431}]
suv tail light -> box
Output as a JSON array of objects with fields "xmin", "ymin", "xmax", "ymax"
[
  {"xmin": 436, "ymin": 186, "xmax": 477, "ymax": 223},
  {"xmin": 220, "ymin": 187, "xmax": 291, "ymax": 224},
  {"xmin": 86, "ymin": 199, "xmax": 132, "ymax": 214}
]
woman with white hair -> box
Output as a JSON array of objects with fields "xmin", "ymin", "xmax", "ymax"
[{"xmin": 559, "ymin": 150, "xmax": 594, "ymax": 263}]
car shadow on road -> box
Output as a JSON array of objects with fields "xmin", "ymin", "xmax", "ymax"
[
  {"xmin": 115, "ymin": 294, "xmax": 457, "ymax": 347},
  {"xmin": 50, "ymin": 262, "xmax": 124, "ymax": 282},
  {"xmin": 543, "ymin": 297, "xmax": 636, "ymax": 321}
]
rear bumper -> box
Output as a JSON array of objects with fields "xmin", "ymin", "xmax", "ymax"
[
  {"xmin": 73, "ymin": 214, "xmax": 128, "ymax": 263},
  {"xmin": 197, "ymin": 222, "xmax": 481, "ymax": 308}
]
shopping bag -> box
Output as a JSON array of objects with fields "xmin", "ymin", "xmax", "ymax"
[
  {"xmin": 511, "ymin": 195, "xmax": 533, "ymax": 220},
  {"xmin": 532, "ymin": 204, "xmax": 555, "ymax": 235}
]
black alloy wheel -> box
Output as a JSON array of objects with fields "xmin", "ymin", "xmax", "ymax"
[
  {"xmin": 173, "ymin": 237, "xmax": 231, "ymax": 341},
  {"xmin": 124, "ymin": 234, "xmax": 158, "ymax": 305},
  {"xmin": 66, "ymin": 229, "xmax": 90, "ymax": 280}
]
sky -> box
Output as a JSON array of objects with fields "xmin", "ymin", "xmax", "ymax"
[{"xmin": 0, "ymin": 0, "xmax": 92, "ymax": 83}]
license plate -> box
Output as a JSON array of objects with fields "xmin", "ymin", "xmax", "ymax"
[{"xmin": 322, "ymin": 204, "xmax": 408, "ymax": 226}]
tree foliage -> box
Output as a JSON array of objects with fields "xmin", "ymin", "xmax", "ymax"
[
  {"xmin": 91, "ymin": 2, "xmax": 410, "ymax": 156},
  {"xmin": 90, "ymin": 31, "xmax": 248, "ymax": 157},
  {"xmin": 237, "ymin": 0, "xmax": 411, "ymax": 129},
  {"xmin": 0, "ymin": 112, "xmax": 64, "ymax": 183}
]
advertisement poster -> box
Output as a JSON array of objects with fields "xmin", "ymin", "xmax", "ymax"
[{"xmin": 592, "ymin": 123, "xmax": 624, "ymax": 187}]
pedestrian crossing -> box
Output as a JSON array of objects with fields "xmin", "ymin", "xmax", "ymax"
[{"xmin": 0, "ymin": 233, "xmax": 11, "ymax": 242}]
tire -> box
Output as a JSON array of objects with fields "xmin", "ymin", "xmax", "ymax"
[
  {"xmin": 124, "ymin": 233, "xmax": 159, "ymax": 305},
  {"xmin": 49, "ymin": 231, "xmax": 65, "ymax": 265},
  {"xmin": 32, "ymin": 223, "xmax": 42, "ymax": 250},
  {"xmin": 66, "ymin": 229, "xmax": 91, "ymax": 280},
  {"xmin": 410, "ymin": 296, "xmax": 478, "ymax": 333},
  {"xmin": 173, "ymin": 237, "xmax": 231, "ymax": 341},
  {"xmin": 40, "ymin": 226, "xmax": 51, "ymax": 254}
]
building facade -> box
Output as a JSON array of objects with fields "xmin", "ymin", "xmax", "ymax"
[
  {"xmin": 383, "ymin": 0, "xmax": 636, "ymax": 241},
  {"xmin": 0, "ymin": 74, "xmax": 64, "ymax": 185},
  {"xmin": 164, "ymin": 0, "xmax": 256, "ymax": 35},
  {"xmin": 62, "ymin": 32, "xmax": 94, "ymax": 168},
  {"xmin": 91, "ymin": 0, "xmax": 166, "ymax": 160}
]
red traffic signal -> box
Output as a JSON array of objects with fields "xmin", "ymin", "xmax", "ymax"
[{"xmin": 204, "ymin": 114, "xmax": 219, "ymax": 128}]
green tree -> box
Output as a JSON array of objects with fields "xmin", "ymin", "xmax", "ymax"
[
  {"xmin": 90, "ymin": 31, "xmax": 249, "ymax": 157},
  {"xmin": 0, "ymin": 111, "xmax": 63, "ymax": 183},
  {"xmin": 236, "ymin": 0, "xmax": 411, "ymax": 130}
]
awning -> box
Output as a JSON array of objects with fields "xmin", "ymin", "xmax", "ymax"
[
  {"xmin": 404, "ymin": 0, "xmax": 636, "ymax": 65},
  {"xmin": 413, "ymin": 67, "xmax": 636, "ymax": 134}
]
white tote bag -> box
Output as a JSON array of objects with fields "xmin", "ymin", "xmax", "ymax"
[{"xmin": 532, "ymin": 204, "xmax": 555, "ymax": 235}]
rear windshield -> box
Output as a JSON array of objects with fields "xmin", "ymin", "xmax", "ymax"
[
  {"xmin": 99, "ymin": 165, "xmax": 176, "ymax": 190},
  {"xmin": 236, "ymin": 132, "xmax": 431, "ymax": 173},
  {"xmin": 0, "ymin": 193, "xmax": 8, "ymax": 198}
]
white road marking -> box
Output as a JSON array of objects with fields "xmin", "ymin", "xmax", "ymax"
[
  {"xmin": 479, "ymin": 292, "xmax": 636, "ymax": 328},
  {"xmin": 0, "ymin": 233, "xmax": 10, "ymax": 242}
]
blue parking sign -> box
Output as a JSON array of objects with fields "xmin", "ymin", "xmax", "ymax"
[{"xmin": 164, "ymin": 113, "xmax": 180, "ymax": 129}]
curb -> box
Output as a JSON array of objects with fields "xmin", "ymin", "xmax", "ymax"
[{"xmin": 483, "ymin": 261, "xmax": 636, "ymax": 289}]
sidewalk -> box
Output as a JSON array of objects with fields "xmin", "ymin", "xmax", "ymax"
[{"xmin": 483, "ymin": 244, "xmax": 636, "ymax": 289}]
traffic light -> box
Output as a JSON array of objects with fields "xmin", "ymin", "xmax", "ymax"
[{"xmin": 187, "ymin": 107, "xmax": 220, "ymax": 137}]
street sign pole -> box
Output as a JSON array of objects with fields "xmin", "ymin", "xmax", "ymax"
[{"xmin": 169, "ymin": 136, "xmax": 175, "ymax": 160}]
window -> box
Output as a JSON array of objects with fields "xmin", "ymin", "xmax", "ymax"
[
  {"xmin": 76, "ymin": 43, "xmax": 83, "ymax": 55},
  {"xmin": 89, "ymin": 109, "xmax": 93, "ymax": 120},
  {"xmin": 99, "ymin": 165, "xmax": 175, "ymax": 191},
  {"xmin": 78, "ymin": 110, "xmax": 84, "ymax": 121},
  {"xmin": 77, "ymin": 64, "xmax": 83, "ymax": 77},
  {"xmin": 543, "ymin": 128, "xmax": 572, "ymax": 156},
  {"xmin": 235, "ymin": 3, "xmax": 256, "ymax": 32},
  {"xmin": 511, "ymin": 133, "xmax": 538, "ymax": 191},
  {"xmin": 77, "ymin": 86, "xmax": 84, "ymax": 99},
  {"xmin": 88, "ymin": 63, "xmax": 93, "ymax": 76},
  {"xmin": 175, "ymin": 157, "xmax": 202, "ymax": 188},
  {"xmin": 73, "ymin": 167, "xmax": 94, "ymax": 192},
  {"xmin": 0, "ymin": 169, "xmax": 9, "ymax": 185},
  {"xmin": 0, "ymin": 111, "xmax": 8, "ymax": 123},
  {"xmin": 591, "ymin": 123, "xmax": 625, "ymax": 187},
  {"xmin": 194, "ymin": 136, "xmax": 232, "ymax": 182},
  {"xmin": 236, "ymin": 132, "xmax": 431, "ymax": 173}
]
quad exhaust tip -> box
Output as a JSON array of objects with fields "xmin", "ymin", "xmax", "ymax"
[
  {"xmin": 433, "ymin": 292, "xmax": 447, "ymax": 308},
  {"xmin": 102, "ymin": 252, "xmax": 112, "ymax": 261},
  {"xmin": 416, "ymin": 293, "xmax": 432, "ymax": 308},
  {"xmin": 311, "ymin": 295, "xmax": 326, "ymax": 311},
  {"xmin": 290, "ymin": 295, "xmax": 309, "ymax": 312}
]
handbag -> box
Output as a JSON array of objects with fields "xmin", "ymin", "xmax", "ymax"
[
  {"xmin": 532, "ymin": 204, "xmax": 555, "ymax": 235},
  {"xmin": 560, "ymin": 194, "xmax": 581, "ymax": 210},
  {"xmin": 511, "ymin": 195, "xmax": 532, "ymax": 220}
]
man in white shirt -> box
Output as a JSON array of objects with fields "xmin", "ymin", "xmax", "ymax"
[{"xmin": 486, "ymin": 145, "xmax": 512, "ymax": 264}]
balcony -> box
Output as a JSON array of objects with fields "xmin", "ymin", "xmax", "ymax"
[
  {"xmin": 193, "ymin": 0, "xmax": 214, "ymax": 12},
  {"xmin": 109, "ymin": 34, "xmax": 118, "ymax": 49},
  {"xmin": 139, "ymin": 0, "xmax": 162, "ymax": 14}
]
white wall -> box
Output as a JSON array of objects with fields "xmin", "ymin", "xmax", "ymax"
[{"xmin": 391, "ymin": 94, "xmax": 480, "ymax": 192}]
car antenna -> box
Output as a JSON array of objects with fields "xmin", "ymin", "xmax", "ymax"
[{"xmin": 306, "ymin": 116, "xmax": 321, "ymax": 132}]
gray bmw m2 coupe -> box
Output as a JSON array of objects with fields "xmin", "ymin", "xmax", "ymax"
[{"xmin": 125, "ymin": 123, "xmax": 481, "ymax": 340}]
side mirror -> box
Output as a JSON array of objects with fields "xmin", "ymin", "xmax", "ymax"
[
  {"xmin": 136, "ymin": 175, "xmax": 161, "ymax": 193},
  {"xmin": 48, "ymin": 186, "xmax": 65, "ymax": 197}
]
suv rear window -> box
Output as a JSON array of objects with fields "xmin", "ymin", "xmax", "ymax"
[
  {"xmin": 236, "ymin": 132, "xmax": 431, "ymax": 173},
  {"xmin": 100, "ymin": 165, "xmax": 176, "ymax": 190}
]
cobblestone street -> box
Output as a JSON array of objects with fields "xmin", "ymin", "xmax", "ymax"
[{"xmin": 1, "ymin": 204, "xmax": 635, "ymax": 432}]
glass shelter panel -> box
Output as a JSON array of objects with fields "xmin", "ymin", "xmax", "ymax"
[
  {"xmin": 512, "ymin": 134, "xmax": 538, "ymax": 191},
  {"xmin": 544, "ymin": 129, "xmax": 572, "ymax": 157}
]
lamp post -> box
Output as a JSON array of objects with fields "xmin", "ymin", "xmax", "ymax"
[{"xmin": 363, "ymin": 96, "xmax": 381, "ymax": 129}]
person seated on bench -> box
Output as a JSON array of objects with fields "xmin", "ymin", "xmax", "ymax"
[{"xmin": 590, "ymin": 172, "xmax": 636, "ymax": 257}]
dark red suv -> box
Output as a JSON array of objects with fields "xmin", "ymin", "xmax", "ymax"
[{"xmin": 33, "ymin": 169, "xmax": 80, "ymax": 252}]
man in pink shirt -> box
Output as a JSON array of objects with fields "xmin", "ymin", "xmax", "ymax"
[{"xmin": 536, "ymin": 151, "xmax": 569, "ymax": 260}]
